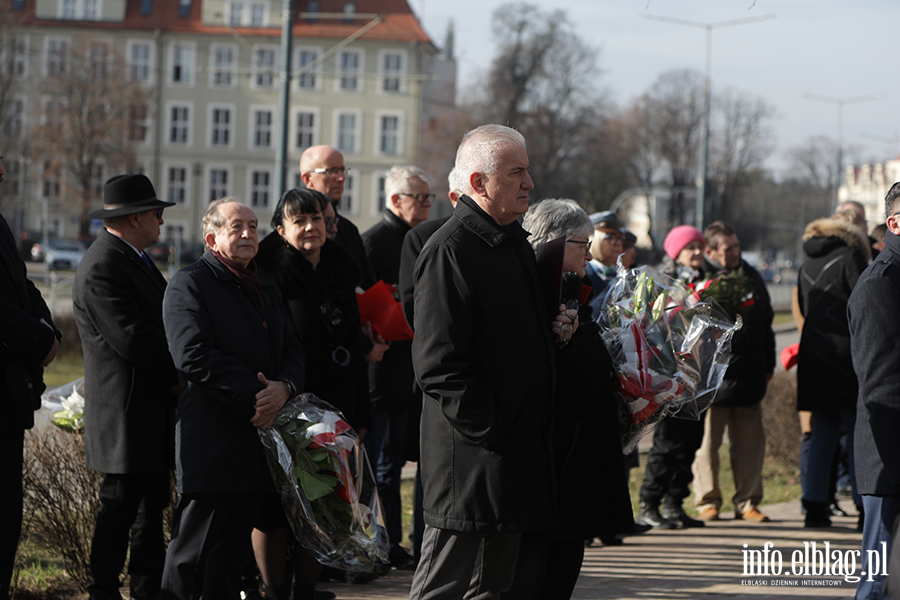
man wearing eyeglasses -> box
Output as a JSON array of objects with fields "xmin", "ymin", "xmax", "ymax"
[
  {"xmin": 73, "ymin": 174, "xmax": 180, "ymax": 600},
  {"xmin": 361, "ymin": 165, "xmax": 434, "ymax": 571},
  {"xmin": 299, "ymin": 145, "xmax": 376, "ymax": 290}
]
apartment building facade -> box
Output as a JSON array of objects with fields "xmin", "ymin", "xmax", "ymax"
[{"xmin": 1, "ymin": 0, "xmax": 446, "ymax": 246}]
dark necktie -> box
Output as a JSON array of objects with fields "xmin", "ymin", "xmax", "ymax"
[{"xmin": 141, "ymin": 252, "xmax": 153, "ymax": 270}]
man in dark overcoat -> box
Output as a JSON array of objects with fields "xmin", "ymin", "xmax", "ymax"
[
  {"xmin": 73, "ymin": 174, "xmax": 179, "ymax": 600},
  {"xmin": 848, "ymin": 181, "xmax": 900, "ymax": 600},
  {"xmin": 409, "ymin": 125, "xmax": 574, "ymax": 599},
  {"xmin": 160, "ymin": 199, "xmax": 304, "ymax": 600},
  {"xmin": 0, "ymin": 153, "xmax": 61, "ymax": 600},
  {"xmin": 361, "ymin": 164, "xmax": 433, "ymax": 570}
]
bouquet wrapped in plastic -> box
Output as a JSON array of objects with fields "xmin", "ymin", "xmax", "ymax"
[
  {"xmin": 258, "ymin": 394, "xmax": 388, "ymax": 570},
  {"xmin": 41, "ymin": 378, "xmax": 86, "ymax": 433},
  {"xmin": 599, "ymin": 264, "xmax": 740, "ymax": 453}
]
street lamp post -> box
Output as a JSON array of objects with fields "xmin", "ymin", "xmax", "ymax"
[
  {"xmin": 802, "ymin": 93, "xmax": 887, "ymax": 212},
  {"xmin": 641, "ymin": 12, "xmax": 775, "ymax": 231}
]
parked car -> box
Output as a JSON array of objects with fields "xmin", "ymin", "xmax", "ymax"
[{"xmin": 44, "ymin": 240, "xmax": 86, "ymax": 271}]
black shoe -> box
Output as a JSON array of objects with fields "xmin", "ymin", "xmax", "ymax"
[
  {"xmin": 388, "ymin": 546, "xmax": 416, "ymax": 570},
  {"xmin": 599, "ymin": 536, "xmax": 624, "ymax": 546},
  {"xmin": 314, "ymin": 592, "xmax": 336, "ymax": 600},
  {"xmin": 636, "ymin": 504, "xmax": 679, "ymax": 529},
  {"xmin": 661, "ymin": 505, "xmax": 705, "ymax": 528},
  {"xmin": 830, "ymin": 501, "xmax": 849, "ymax": 517},
  {"xmin": 802, "ymin": 500, "xmax": 832, "ymax": 528},
  {"xmin": 632, "ymin": 521, "xmax": 652, "ymax": 534}
]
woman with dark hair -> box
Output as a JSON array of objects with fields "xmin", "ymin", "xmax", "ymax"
[
  {"xmin": 252, "ymin": 188, "xmax": 376, "ymax": 600},
  {"xmin": 507, "ymin": 198, "xmax": 634, "ymax": 600}
]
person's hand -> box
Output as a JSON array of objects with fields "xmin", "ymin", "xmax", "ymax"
[
  {"xmin": 551, "ymin": 304, "xmax": 579, "ymax": 344},
  {"xmin": 39, "ymin": 319, "xmax": 60, "ymax": 367},
  {"xmin": 252, "ymin": 372, "xmax": 289, "ymax": 427},
  {"xmin": 365, "ymin": 334, "xmax": 389, "ymax": 363}
]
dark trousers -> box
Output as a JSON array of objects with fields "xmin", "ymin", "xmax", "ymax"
[
  {"xmin": 89, "ymin": 472, "xmax": 170, "ymax": 600},
  {"xmin": 161, "ymin": 493, "xmax": 268, "ymax": 600},
  {"xmin": 640, "ymin": 415, "xmax": 705, "ymax": 506},
  {"xmin": 364, "ymin": 407, "xmax": 408, "ymax": 551},
  {"xmin": 0, "ymin": 423, "xmax": 24, "ymax": 600}
]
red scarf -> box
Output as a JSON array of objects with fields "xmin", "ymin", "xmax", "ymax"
[{"xmin": 211, "ymin": 250, "xmax": 265, "ymax": 315}]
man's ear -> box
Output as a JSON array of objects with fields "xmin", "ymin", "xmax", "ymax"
[
  {"xmin": 390, "ymin": 193, "xmax": 401, "ymax": 208},
  {"xmin": 204, "ymin": 232, "xmax": 217, "ymax": 252},
  {"xmin": 704, "ymin": 246, "xmax": 715, "ymax": 259},
  {"xmin": 887, "ymin": 213, "xmax": 900, "ymax": 236},
  {"xmin": 300, "ymin": 172, "xmax": 312, "ymax": 187},
  {"xmin": 470, "ymin": 172, "xmax": 486, "ymax": 196}
]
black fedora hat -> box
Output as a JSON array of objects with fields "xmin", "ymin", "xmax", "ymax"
[{"xmin": 88, "ymin": 174, "xmax": 176, "ymax": 219}]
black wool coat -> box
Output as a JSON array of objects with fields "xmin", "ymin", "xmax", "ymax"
[
  {"xmin": 412, "ymin": 195, "xmax": 556, "ymax": 533},
  {"xmin": 797, "ymin": 218, "xmax": 869, "ymax": 412},
  {"xmin": 0, "ymin": 215, "xmax": 59, "ymax": 430},
  {"xmin": 362, "ymin": 210, "xmax": 414, "ymax": 411},
  {"xmin": 163, "ymin": 252, "xmax": 305, "ymax": 494},
  {"xmin": 553, "ymin": 274, "xmax": 635, "ymax": 540},
  {"xmin": 73, "ymin": 229, "xmax": 178, "ymax": 474},
  {"xmin": 256, "ymin": 234, "xmax": 371, "ymax": 430},
  {"xmin": 849, "ymin": 230, "xmax": 900, "ymax": 496}
]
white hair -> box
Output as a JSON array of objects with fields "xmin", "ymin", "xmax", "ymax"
[
  {"xmin": 447, "ymin": 167, "xmax": 461, "ymax": 194},
  {"xmin": 385, "ymin": 165, "xmax": 433, "ymax": 200},
  {"xmin": 523, "ymin": 199, "xmax": 593, "ymax": 250},
  {"xmin": 454, "ymin": 125, "xmax": 526, "ymax": 197}
]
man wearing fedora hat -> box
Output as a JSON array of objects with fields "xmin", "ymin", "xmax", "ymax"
[{"xmin": 73, "ymin": 174, "xmax": 180, "ymax": 600}]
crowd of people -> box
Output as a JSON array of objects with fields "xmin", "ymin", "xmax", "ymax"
[{"xmin": 1, "ymin": 125, "xmax": 900, "ymax": 600}]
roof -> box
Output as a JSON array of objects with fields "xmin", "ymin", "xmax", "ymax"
[{"xmin": 10, "ymin": 0, "xmax": 434, "ymax": 46}]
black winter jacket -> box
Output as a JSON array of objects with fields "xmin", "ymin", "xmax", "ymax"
[
  {"xmin": 412, "ymin": 195, "xmax": 556, "ymax": 533},
  {"xmin": 798, "ymin": 218, "xmax": 869, "ymax": 412},
  {"xmin": 849, "ymin": 230, "xmax": 900, "ymax": 495},
  {"xmin": 256, "ymin": 234, "xmax": 371, "ymax": 430}
]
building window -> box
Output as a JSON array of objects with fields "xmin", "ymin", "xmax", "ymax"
[
  {"xmin": 295, "ymin": 111, "xmax": 315, "ymax": 149},
  {"xmin": 171, "ymin": 42, "xmax": 194, "ymax": 85},
  {"xmin": 2, "ymin": 36, "xmax": 29, "ymax": 78},
  {"xmin": 167, "ymin": 166, "xmax": 188, "ymax": 204},
  {"xmin": 336, "ymin": 112, "xmax": 358, "ymax": 153},
  {"xmin": 297, "ymin": 48, "xmax": 320, "ymax": 90},
  {"xmin": 208, "ymin": 167, "xmax": 230, "ymax": 202},
  {"xmin": 209, "ymin": 106, "xmax": 233, "ymax": 147},
  {"xmin": 250, "ymin": 170, "xmax": 270, "ymax": 207},
  {"xmin": 83, "ymin": 0, "xmax": 97, "ymax": 19},
  {"xmin": 379, "ymin": 114, "xmax": 400, "ymax": 155},
  {"xmin": 227, "ymin": 1, "xmax": 268, "ymax": 26},
  {"xmin": 168, "ymin": 104, "xmax": 190, "ymax": 144},
  {"xmin": 229, "ymin": 2, "xmax": 242, "ymax": 24},
  {"xmin": 58, "ymin": 0, "xmax": 101, "ymax": 19},
  {"xmin": 164, "ymin": 223, "xmax": 185, "ymax": 244},
  {"xmin": 139, "ymin": 0, "xmax": 153, "ymax": 16},
  {"xmin": 338, "ymin": 50, "xmax": 362, "ymax": 92},
  {"xmin": 178, "ymin": 0, "xmax": 192, "ymax": 17},
  {"xmin": 337, "ymin": 174, "xmax": 353, "ymax": 214},
  {"xmin": 61, "ymin": 0, "xmax": 77, "ymax": 18},
  {"xmin": 211, "ymin": 44, "xmax": 236, "ymax": 87},
  {"xmin": 376, "ymin": 174, "xmax": 387, "ymax": 212},
  {"xmin": 46, "ymin": 39, "xmax": 68, "ymax": 77},
  {"xmin": 250, "ymin": 2, "xmax": 265, "ymax": 26},
  {"xmin": 381, "ymin": 51, "xmax": 404, "ymax": 92},
  {"xmin": 3, "ymin": 158, "xmax": 21, "ymax": 196},
  {"xmin": 42, "ymin": 96, "xmax": 67, "ymax": 129},
  {"xmin": 89, "ymin": 41, "xmax": 109, "ymax": 79},
  {"xmin": 253, "ymin": 46, "xmax": 276, "ymax": 88},
  {"xmin": 129, "ymin": 42, "xmax": 152, "ymax": 82},
  {"xmin": 3, "ymin": 97, "xmax": 25, "ymax": 138},
  {"xmin": 42, "ymin": 161, "xmax": 61, "ymax": 199},
  {"xmin": 252, "ymin": 108, "xmax": 273, "ymax": 148},
  {"xmin": 128, "ymin": 103, "xmax": 149, "ymax": 142}
]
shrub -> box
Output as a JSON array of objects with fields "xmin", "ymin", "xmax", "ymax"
[
  {"xmin": 761, "ymin": 369, "xmax": 801, "ymax": 469},
  {"xmin": 20, "ymin": 427, "xmax": 101, "ymax": 591}
]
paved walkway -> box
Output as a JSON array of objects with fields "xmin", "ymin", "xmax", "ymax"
[{"xmin": 319, "ymin": 499, "xmax": 866, "ymax": 599}]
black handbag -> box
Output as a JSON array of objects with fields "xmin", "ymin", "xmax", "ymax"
[{"xmin": 5, "ymin": 359, "xmax": 45, "ymax": 429}]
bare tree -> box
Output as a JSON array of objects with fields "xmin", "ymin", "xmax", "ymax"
[
  {"xmin": 784, "ymin": 135, "xmax": 843, "ymax": 191},
  {"xmin": 707, "ymin": 87, "xmax": 777, "ymax": 222},
  {"xmin": 31, "ymin": 39, "xmax": 148, "ymax": 237},
  {"xmin": 465, "ymin": 3, "xmax": 608, "ymax": 202}
]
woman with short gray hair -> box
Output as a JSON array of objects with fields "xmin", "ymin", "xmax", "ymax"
[{"xmin": 511, "ymin": 199, "xmax": 634, "ymax": 600}]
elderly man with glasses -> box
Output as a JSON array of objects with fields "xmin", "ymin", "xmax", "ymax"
[{"xmin": 361, "ymin": 165, "xmax": 434, "ymax": 571}]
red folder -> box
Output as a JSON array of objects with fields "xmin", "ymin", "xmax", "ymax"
[{"xmin": 357, "ymin": 280, "xmax": 414, "ymax": 341}]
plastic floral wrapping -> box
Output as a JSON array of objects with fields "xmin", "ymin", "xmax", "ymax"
[
  {"xmin": 258, "ymin": 393, "xmax": 389, "ymax": 571},
  {"xmin": 41, "ymin": 378, "xmax": 86, "ymax": 433},
  {"xmin": 599, "ymin": 264, "xmax": 741, "ymax": 453}
]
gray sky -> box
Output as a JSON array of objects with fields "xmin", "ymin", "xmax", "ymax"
[{"xmin": 414, "ymin": 0, "xmax": 899, "ymax": 179}]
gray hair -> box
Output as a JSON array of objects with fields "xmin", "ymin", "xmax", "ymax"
[
  {"xmin": 201, "ymin": 196, "xmax": 244, "ymax": 242},
  {"xmin": 447, "ymin": 167, "xmax": 462, "ymax": 195},
  {"xmin": 455, "ymin": 124, "xmax": 526, "ymax": 197},
  {"xmin": 523, "ymin": 198, "xmax": 593, "ymax": 250},
  {"xmin": 385, "ymin": 165, "xmax": 433, "ymax": 200}
]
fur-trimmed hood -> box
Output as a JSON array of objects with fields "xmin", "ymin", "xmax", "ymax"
[{"xmin": 802, "ymin": 217, "xmax": 871, "ymax": 262}]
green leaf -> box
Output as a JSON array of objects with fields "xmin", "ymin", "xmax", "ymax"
[{"xmin": 297, "ymin": 470, "xmax": 338, "ymax": 502}]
